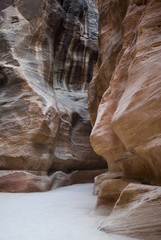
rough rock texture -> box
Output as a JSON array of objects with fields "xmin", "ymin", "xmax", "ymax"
[
  {"xmin": 96, "ymin": 179, "xmax": 139, "ymax": 215},
  {"xmin": 88, "ymin": 1, "xmax": 161, "ymax": 238},
  {"xmin": 89, "ymin": 0, "xmax": 161, "ymax": 184},
  {"xmin": 93, "ymin": 171, "xmax": 123, "ymax": 195},
  {"xmin": 0, "ymin": 169, "xmax": 106, "ymax": 192},
  {"xmin": 100, "ymin": 184, "xmax": 161, "ymax": 240},
  {"xmin": 0, "ymin": 0, "xmax": 106, "ymax": 185},
  {"xmin": 49, "ymin": 0, "xmax": 105, "ymax": 171},
  {"xmin": 0, "ymin": 171, "xmax": 51, "ymax": 192}
]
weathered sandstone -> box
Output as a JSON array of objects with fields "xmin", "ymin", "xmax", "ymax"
[
  {"xmin": 93, "ymin": 171, "xmax": 123, "ymax": 195},
  {"xmin": 0, "ymin": 171, "xmax": 51, "ymax": 192},
  {"xmin": 89, "ymin": 0, "xmax": 161, "ymax": 184},
  {"xmin": 0, "ymin": 169, "xmax": 107, "ymax": 192},
  {"xmin": 100, "ymin": 183, "xmax": 161, "ymax": 240},
  {"xmin": 96, "ymin": 179, "xmax": 139, "ymax": 215},
  {"xmin": 88, "ymin": 1, "xmax": 161, "ymax": 238},
  {"xmin": 0, "ymin": 0, "xmax": 106, "ymax": 192}
]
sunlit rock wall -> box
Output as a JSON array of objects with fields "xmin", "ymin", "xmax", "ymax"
[{"xmin": 0, "ymin": 0, "xmax": 106, "ymax": 181}]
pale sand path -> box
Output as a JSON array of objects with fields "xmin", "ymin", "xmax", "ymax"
[{"xmin": 0, "ymin": 184, "xmax": 138, "ymax": 240}]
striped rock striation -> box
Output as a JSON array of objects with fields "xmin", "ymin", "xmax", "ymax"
[{"xmin": 0, "ymin": 0, "xmax": 106, "ymax": 191}]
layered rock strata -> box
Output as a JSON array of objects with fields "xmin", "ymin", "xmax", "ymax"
[{"xmin": 0, "ymin": 0, "xmax": 106, "ymax": 191}]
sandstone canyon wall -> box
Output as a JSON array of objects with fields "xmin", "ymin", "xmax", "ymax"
[
  {"xmin": 89, "ymin": 0, "xmax": 161, "ymax": 185},
  {"xmin": 0, "ymin": 0, "xmax": 106, "ymax": 191},
  {"xmin": 89, "ymin": 0, "xmax": 161, "ymax": 239}
]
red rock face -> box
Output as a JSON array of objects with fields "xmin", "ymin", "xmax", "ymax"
[
  {"xmin": 0, "ymin": 0, "xmax": 107, "ymax": 191},
  {"xmin": 89, "ymin": 0, "xmax": 161, "ymax": 184},
  {"xmin": 0, "ymin": 169, "xmax": 106, "ymax": 192},
  {"xmin": 0, "ymin": 0, "xmax": 105, "ymax": 170}
]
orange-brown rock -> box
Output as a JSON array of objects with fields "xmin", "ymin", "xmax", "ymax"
[
  {"xmin": 93, "ymin": 171, "xmax": 123, "ymax": 195},
  {"xmin": 96, "ymin": 179, "xmax": 137, "ymax": 215},
  {"xmin": 0, "ymin": 169, "xmax": 107, "ymax": 192},
  {"xmin": 89, "ymin": 0, "xmax": 161, "ymax": 184},
  {"xmin": 0, "ymin": 171, "xmax": 51, "ymax": 192},
  {"xmin": 88, "ymin": 0, "xmax": 127, "ymax": 125},
  {"xmin": 0, "ymin": 0, "xmax": 106, "ymax": 188},
  {"xmin": 100, "ymin": 183, "xmax": 161, "ymax": 240}
]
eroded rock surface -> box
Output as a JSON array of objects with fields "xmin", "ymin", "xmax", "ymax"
[
  {"xmin": 0, "ymin": 171, "xmax": 51, "ymax": 192},
  {"xmin": 88, "ymin": 1, "xmax": 161, "ymax": 238},
  {"xmin": 0, "ymin": 0, "xmax": 106, "ymax": 190},
  {"xmin": 0, "ymin": 169, "xmax": 106, "ymax": 192},
  {"xmin": 93, "ymin": 171, "xmax": 123, "ymax": 195},
  {"xmin": 89, "ymin": 0, "xmax": 161, "ymax": 184},
  {"xmin": 100, "ymin": 184, "xmax": 161, "ymax": 240}
]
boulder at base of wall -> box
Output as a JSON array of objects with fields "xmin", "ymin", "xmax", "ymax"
[{"xmin": 99, "ymin": 183, "xmax": 161, "ymax": 240}]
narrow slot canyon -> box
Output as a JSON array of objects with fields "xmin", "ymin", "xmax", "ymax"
[{"xmin": 0, "ymin": 0, "xmax": 161, "ymax": 240}]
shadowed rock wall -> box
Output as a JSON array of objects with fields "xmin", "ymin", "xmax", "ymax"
[{"xmin": 0, "ymin": 0, "xmax": 106, "ymax": 189}]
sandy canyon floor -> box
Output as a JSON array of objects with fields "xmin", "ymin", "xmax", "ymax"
[{"xmin": 0, "ymin": 184, "xmax": 139, "ymax": 240}]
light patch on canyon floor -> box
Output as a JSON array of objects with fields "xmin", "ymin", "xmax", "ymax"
[{"xmin": 0, "ymin": 184, "xmax": 138, "ymax": 240}]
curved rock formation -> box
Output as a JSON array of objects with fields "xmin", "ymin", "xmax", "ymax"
[
  {"xmin": 0, "ymin": 0, "xmax": 106, "ymax": 191},
  {"xmin": 89, "ymin": 0, "xmax": 161, "ymax": 238},
  {"xmin": 89, "ymin": 0, "xmax": 161, "ymax": 184},
  {"xmin": 100, "ymin": 183, "xmax": 161, "ymax": 240}
]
